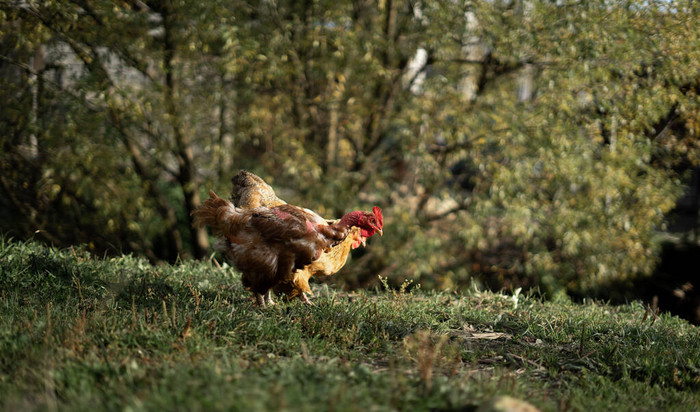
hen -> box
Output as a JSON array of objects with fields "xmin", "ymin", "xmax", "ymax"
[
  {"xmin": 231, "ymin": 170, "xmax": 383, "ymax": 303},
  {"xmin": 193, "ymin": 187, "xmax": 382, "ymax": 306}
]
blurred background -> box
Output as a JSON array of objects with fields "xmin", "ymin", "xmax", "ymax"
[{"xmin": 1, "ymin": 1, "xmax": 698, "ymax": 321}]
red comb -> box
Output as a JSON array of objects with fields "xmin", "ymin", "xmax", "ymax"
[{"xmin": 372, "ymin": 206, "xmax": 383, "ymax": 227}]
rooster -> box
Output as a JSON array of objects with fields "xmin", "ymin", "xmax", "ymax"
[
  {"xmin": 229, "ymin": 170, "xmax": 383, "ymax": 303},
  {"xmin": 193, "ymin": 187, "xmax": 382, "ymax": 306}
]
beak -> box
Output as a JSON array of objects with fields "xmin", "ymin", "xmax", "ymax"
[
  {"xmin": 378, "ymin": 229, "xmax": 383, "ymax": 236},
  {"xmin": 361, "ymin": 237, "xmax": 367, "ymax": 247}
]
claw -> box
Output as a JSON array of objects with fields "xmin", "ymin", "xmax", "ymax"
[{"xmin": 299, "ymin": 293, "xmax": 314, "ymax": 305}]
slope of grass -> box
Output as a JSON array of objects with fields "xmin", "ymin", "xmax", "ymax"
[{"xmin": 0, "ymin": 239, "xmax": 698, "ymax": 411}]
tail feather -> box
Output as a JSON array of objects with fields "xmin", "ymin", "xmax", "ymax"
[{"xmin": 192, "ymin": 191, "xmax": 248, "ymax": 236}]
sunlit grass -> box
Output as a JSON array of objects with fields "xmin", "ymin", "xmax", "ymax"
[{"xmin": 0, "ymin": 239, "xmax": 698, "ymax": 411}]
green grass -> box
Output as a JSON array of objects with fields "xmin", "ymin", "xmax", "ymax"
[{"xmin": 0, "ymin": 239, "xmax": 698, "ymax": 411}]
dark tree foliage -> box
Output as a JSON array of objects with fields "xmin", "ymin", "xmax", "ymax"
[{"xmin": 1, "ymin": 0, "xmax": 698, "ymax": 295}]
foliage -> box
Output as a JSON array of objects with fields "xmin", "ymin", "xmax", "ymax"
[
  {"xmin": 1, "ymin": 1, "xmax": 699, "ymax": 294},
  {"xmin": 1, "ymin": 239, "xmax": 699, "ymax": 411}
]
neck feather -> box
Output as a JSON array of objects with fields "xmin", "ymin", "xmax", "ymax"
[{"xmin": 339, "ymin": 210, "xmax": 363, "ymax": 227}]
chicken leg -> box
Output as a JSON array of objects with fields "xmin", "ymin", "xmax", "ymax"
[
  {"xmin": 264, "ymin": 290, "xmax": 276, "ymax": 306},
  {"xmin": 253, "ymin": 290, "xmax": 276, "ymax": 307},
  {"xmin": 299, "ymin": 292, "xmax": 314, "ymax": 305}
]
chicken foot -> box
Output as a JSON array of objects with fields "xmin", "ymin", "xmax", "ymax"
[
  {"xmin": 253, "ymin": 293, "xmax": 266, "ymax": 307},
  {"xmin": 264, "ymin": 290, "xmax": 276, "ymax": 306},
  {"xmin": 253, "ymin": 290, "xmax": 276, "ymax": 307},
  {"xmin": 299, "ymin": 292, "xmax": 314, "ymax": 305}
]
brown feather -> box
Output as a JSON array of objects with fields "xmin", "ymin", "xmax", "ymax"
[
  {"xmin": 229, "ymin": 171, "xmax": 369, "ymax": 302},
  {"xmin": 274, "ymin": 226, "xmax": 360, "ymax": 298},
  {"xmin": 231, "ymin": 170, "xmax": 286, "ymax": 209},
  {"xmin": 192, "ymin": 190, "xmax": 349, "ymax": 299}
]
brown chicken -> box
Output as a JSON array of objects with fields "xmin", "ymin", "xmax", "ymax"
[
  {"xmin": 193, "ymin": 189, "xmax": 382, "ymax": 306},
  {"xmin": 231, "ymin": 170, "xmax": 383, "ymax": 303},
  {"xmin": 231, "ymin": 170, "xmax": 287, "ymax": 209}
]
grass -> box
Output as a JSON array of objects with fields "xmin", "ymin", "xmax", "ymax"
[{"xmin": 0, "ymin": 238, "xmax": 698, "ymax": 411}]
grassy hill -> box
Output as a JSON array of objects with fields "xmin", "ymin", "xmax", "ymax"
[{"xmin": 1, "ymin": 239, "xmax": 698, "ymax": 411}]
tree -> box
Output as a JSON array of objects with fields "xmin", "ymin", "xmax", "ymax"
[
  {"xmin": 1, "ymin": 0, "xmax": 698, "ymax": 296},
  {"xmin": 0, "ymin": 1, "xmax": 231, "ymax": 260}
]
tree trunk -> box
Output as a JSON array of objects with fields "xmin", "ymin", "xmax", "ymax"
[
  {"xmin": 122, "ymin": 133, "xmax": 184, "ymax": 260},
  {"xmin": 458, "ymin": 4, "xmax": 488, "ymax": 102},
  {"xmin": 217, "ymin": 71, "xmax": 231, "ymax": 178},
  {"xmin": 516, "ymin": 1, "xmax": 535, "ymax": 103},
  {"xmin": 327, "ymin": 102, "xmax": 339, "ymax": 168},
  {"xmin": 517, "ymin": 63, "xmax": 535, "ymax": 102},
  {"xmin": 161, "ymin": 3, "xmax": 209, "ymax": 259}
]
